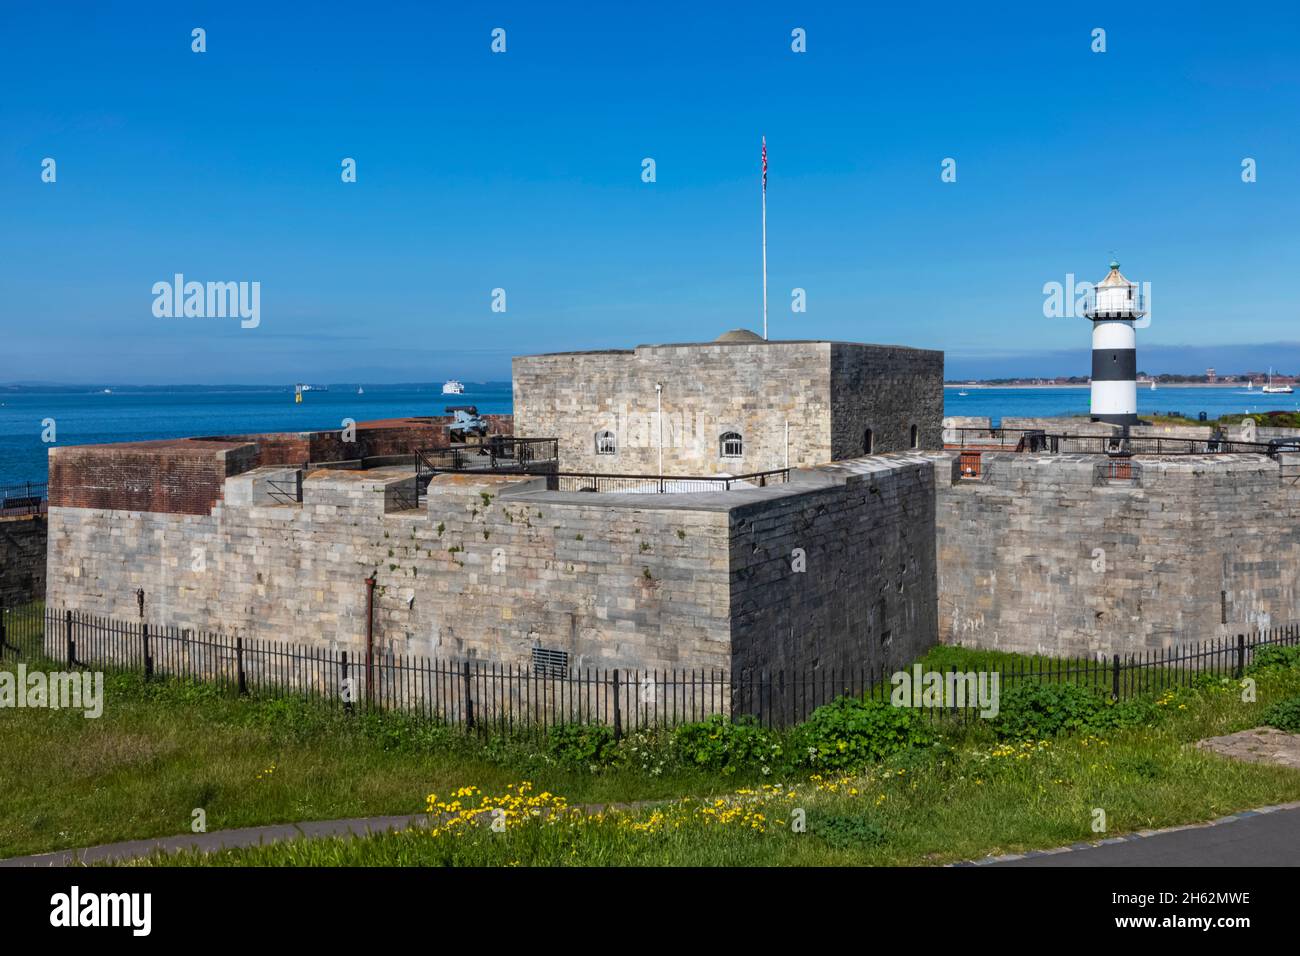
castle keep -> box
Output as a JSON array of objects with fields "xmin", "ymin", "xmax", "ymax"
[{"xmin": 40, "ymin": 332, "xmax": 1300, "ymax": 673}]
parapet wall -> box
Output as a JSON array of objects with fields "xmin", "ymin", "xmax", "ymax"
[{"xmin": 936, "ymin": 452, "xmax": 1300, "ymax": 656}]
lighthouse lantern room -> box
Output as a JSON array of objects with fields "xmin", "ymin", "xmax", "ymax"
[{"xmin": 1084, "ymin": 258, "xmax": 1146, "ymax": 427}]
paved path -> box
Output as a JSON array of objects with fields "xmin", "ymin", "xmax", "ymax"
[
  {"xmin": 0, "ymin": 800, "xmax": 654, "ymax": 867},
  {"xmin": 7, "ymin": 799, "xmax": 1300, "ymax": 867},
  {"xmin": 975, "ymin": 802, "xmax": 1300, "ymax": 867}
]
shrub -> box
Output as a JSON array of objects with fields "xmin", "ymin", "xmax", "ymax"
[
  {"xmin": 547, "ymin": 723, "xmax": 618, "ymax": 769},
  {"xmin": 671, "ymin": 715, "xmax": 782, "ymax": 775},
  {"xmin": 1248, "ymin": 644, "xmax": 1300, "ymax": 674},
  {"xmin": 790, "ymin": 696, "xmax": 934, "ymax": 770},
  {"xmin": 814, "ymin": 813, "xmax": 887, "ymax": 849},
  {"xmin": 1263, "ymin": 696, "xmax": 1300, "ymax": 733},
  {"xmin": 992, "ymin": 683, "xmax": 1166, "ymax": 740},
  {"xmin": 991, "ymin": 683, "xmax": 1105, "ymax": 740}
]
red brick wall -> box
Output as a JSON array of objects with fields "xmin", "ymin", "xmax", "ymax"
[
  {"xmin": 48, "ymin": 440, "xmax": 258, "ymax": 516},
  {"xmin": 49, "ymin": 416, "xmax": 516, "ymax": 516}
]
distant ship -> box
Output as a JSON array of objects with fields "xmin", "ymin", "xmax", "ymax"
[
  {"xmin": 1150, "ymin": 380, "xmax": 1157, "ymax": 391},
  {"xmin": 357, "ymin": 386, "xmax": 364, "ymax": 395},
  {"xmin": 295, "ymin": 383, "xmax": 329, "ymax": 393},
  {"xmin": 442, "ymin": 380, "xmax": 465, "ymax": 395},
  {"xmin": 1262, "ymin": 368, "xmax": 1293, "ymax": 394}
]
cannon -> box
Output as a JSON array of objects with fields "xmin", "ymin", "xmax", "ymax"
[{"xmin": 445, "ymin": 405, "xmax": 488, "ymax": 442}]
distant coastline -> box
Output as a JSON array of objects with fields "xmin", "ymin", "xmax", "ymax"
[{"xmin": 945, "ymin": 382, "xmax": 1260, "ymax": 390}]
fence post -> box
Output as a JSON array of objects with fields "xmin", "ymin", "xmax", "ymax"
[
  {"xmin": 1235, "ymin": 634, "xmax": 1246, "ymax": 680},
  {"xmin": 463, "ymin": 661, "xmax": 474, "ymax": 732},
  {"xmin": 341, "ymin": 650, "xmax": 353, "ymax": 715},
  {"xmin": 1111, "ymin": 653, "xmax": 1120, "ymax": 701},
  {"xmin": 236, "ymin": 637, "xmax": 247, "ymax": 696},
  {"xmin": 65, "ymin": 610, "xmax": 75, "ymax": 668},
  {"xmin": 612, "ymin": 669, "xmax": 622, "ymax": 741},
  {"xmin": 142, "ymin": 622, "xmax": 153, "ymax": 681}
]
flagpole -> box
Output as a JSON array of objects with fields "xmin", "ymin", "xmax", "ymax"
[{"xmin": 761, "ymin": 136, "xmax": 768, "ymax": 340}]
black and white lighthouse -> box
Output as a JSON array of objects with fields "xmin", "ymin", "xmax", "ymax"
[{"xmin": 1084, "ymin": 258, "xmax": 1145, "ymax": 426}]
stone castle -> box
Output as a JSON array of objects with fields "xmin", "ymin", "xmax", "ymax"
[{"xmin": 38, "ymin": 329, "xmax": 1300, "ymax": 675}]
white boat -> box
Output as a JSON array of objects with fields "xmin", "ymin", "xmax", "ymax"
[
  {"xmin": 295, "ymin": 383, "xmax": 328, "ymax": 393},
  {"xmin": 357, "ymin": 386, "xmax": 364, "ymax": 395},
  {"xmin": 957, "ymin": 391, "xmax": 968, "ymax": 397},
  {"xmin": 1150, "ymin": 380, "xmax": 1157, "ymax": 391},
  {"xmin": 442, "ymin": 380, "xmax": 465, "ymax": 395},
  {"xmin": 1262, "ymin": 368, "xmax": 1293, "ymax": 394}
]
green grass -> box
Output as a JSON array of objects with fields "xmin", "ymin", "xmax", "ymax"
[
  {"xmin": 6, "ymin": 609, "xmax": 1300, "ymax": 866},
  {"xmin": 0, "ymin": 666, "xmax": 766, "ymax": 859},
  {"xmin": 145, "ymin": 694, "xmax": 1300, "ymax": 866}
]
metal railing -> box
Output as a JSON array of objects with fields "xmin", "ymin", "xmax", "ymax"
[
  {"xmin": 4, "ymin": 605, "xmax": 1299, "ymax": 734},
  {"xmin": 947, "ymin": 427, "xmax": 1276, "ymax": 457},
  {"xmin": 265, "ymin": 476, "xmax": 303, "ymax": 504},
  {"xmin": 550, "ymin": 469, "xmax": 790, "ymax": 494},
  {"xmin": 0, "ymin": 482, "xmax": 47, "ymax": 517}
]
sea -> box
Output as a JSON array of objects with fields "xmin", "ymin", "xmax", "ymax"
[{"xmin": 2, "ymin": 383, "xmax": 1298, "ymax": 489}]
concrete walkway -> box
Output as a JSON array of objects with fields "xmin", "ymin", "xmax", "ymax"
[
  {"xmin": 6, "ymin": 798, "xmax": 1300, "ymax": 866},
  {"xmin": 972, "ymin": 801, "xmax": 1300, "ymax": 867},
  {"xmin": 0, "ymin": 800, "xmax": 656, "ymax": 867}
]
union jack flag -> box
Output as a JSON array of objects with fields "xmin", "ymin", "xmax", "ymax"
[{"xmin": 761, "ymin": 137, "xmax": 767, "ymax": 191}]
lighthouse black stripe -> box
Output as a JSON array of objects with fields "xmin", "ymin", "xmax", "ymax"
[
  {"xmin": 1092, "ymin": 348, "xmax": 1137, "ymax": 382},
  {"xmin": 1092, "ymin": 412, "xmax": 1139, "ymax": 426}
]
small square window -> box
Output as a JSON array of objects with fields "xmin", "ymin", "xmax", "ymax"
[
  {"xmin": 720, "ymin": 431, "xmax": 743, "ymax": 458},
  {"xmin": 595, "ymin": 430, "xmax": 617, "ymax": 455}
]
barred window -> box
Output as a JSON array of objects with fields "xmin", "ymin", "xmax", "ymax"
[
  {"xmin": 595, "ymin": 430, "xmax": 617, "ymax": 455},
  {"xmin": 720, "ymin": 431, "xmax": 743, "ymax": 458}
]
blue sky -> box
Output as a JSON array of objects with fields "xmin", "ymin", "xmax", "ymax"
[{"xmin": 2, "ymin": 1, "xmax": 1298, "ymax": 384}]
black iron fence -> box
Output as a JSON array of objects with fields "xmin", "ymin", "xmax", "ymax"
[
  {"xmin": 0, "ymin": 482, "xmax": 47, "ymax": 517},
  {"xmin": 947, "ymin": 427, "xmax": 1277, "ymax": 457},
  {"xmin": 3, "ymin": 604, "xmax": 1299, "ymax": 736}
]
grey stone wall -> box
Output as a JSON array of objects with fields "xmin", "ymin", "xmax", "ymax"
[
  {"xmin": 513, "ymin": 339, "xmax": 944, "ymax": 476},
  {"xmin": 45, "ymin": 455, "xmax": 943, "ymax": 675},
  {"xmin": 829, "ymin": 344, "xmax": 944, "ymax": 457},
  {"xmin": 0, "ymin": 515, "xmax": 46, "ymax": 607},
  {"xmin": 935, "ymin": 451, "xmax": 1300, "ymax": 656},
  {"xmin": 45, "ymin": 467, "xmax": 736, "ymax": 670},
  {"xmin": 729, "ymin": 455, "xmax": 938, "ymax": 676},
  {"xmin": 512, "ymin": 341, "xmax": 833, "ymax": 476}
]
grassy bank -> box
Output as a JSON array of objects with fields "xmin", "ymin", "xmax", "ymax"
[{"xmin": 5, "ymin": 630, "xmax": 1300, "ymax": 865}]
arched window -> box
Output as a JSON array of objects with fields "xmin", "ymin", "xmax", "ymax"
[
  {"xmin": 909, "ymin": 424, "xmax": 919, "ymax": 449},
  {"xmin": 864, "ymin": 428, "xmax": 874, "ymax": 454},
  {"xmin": 595, "ymin": 430, "xmax": 616, "ymax": 455},
  {"xmin": 719, "ymin": 431, "xmax": 743, "ymax": 458}
]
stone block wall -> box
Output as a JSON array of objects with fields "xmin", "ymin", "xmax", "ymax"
[
  {"xmin": 728, "ymin": 455, "xmax": 938, "ymax": 676},
  {"xmin": 513, "ymin": 342, "xmax": 833, "ymax": 476},
  {"xmin": 513, "ymin": 339, "xmax": 944, "ymax": 476},
  {"xmin": 0, "ymin": 514, "xmax": 46, "ymax": 607},
  {"xmin": 935, "ymin": 451, "xmax": 1300, "ymax": 656},
  {"xmin": 44, "ymin": 455, "xmax": 943, "ymax": 675},
  {"xmin": 829, "ymin": 344, "xmax": 944, "ymax": 458}
]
